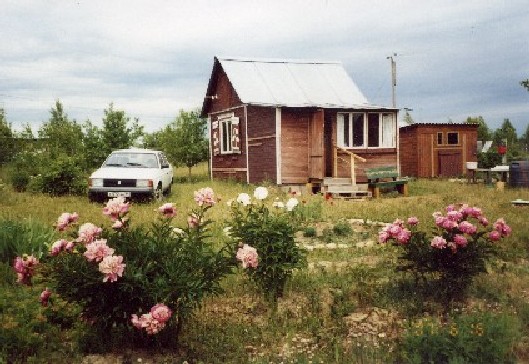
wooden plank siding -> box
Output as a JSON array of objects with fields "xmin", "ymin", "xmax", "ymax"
[
  {"xmin": 399, "ymin": 124, "xmax": 478, "ymax": 178},
  {"xmin": 206, "ymin": 66, "xmax": 248, "ymax": 182},
  {"xmin": 281, "ymin": 108, "xmax": 310, "ymax": 184},
  {"xmin": 246, "ymin": 106, "xmax": 277, "ymax": 184}
]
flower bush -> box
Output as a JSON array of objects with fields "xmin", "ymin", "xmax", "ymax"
[
  {"xmin": 227, "ymin": 187, "xmax": 307, "ymax": 308},
  {"xmin": 14, "ymin": 188, "xmax": 237, "ymax": 350},
  {"xmin": 379, "ymin": 203, "xmax": 511, "ymax": 303}
]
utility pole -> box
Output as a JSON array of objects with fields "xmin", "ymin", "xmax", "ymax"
[{"xmin": 387, "ymin": 53, "xmax": 397, "ymax": 108}]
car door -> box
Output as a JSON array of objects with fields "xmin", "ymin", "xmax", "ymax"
[{"xmin": 159, "ymin": 153, "xmax": 172, "ymax": 188}]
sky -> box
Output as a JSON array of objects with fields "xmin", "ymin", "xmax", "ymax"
[{"xmin": 1, "ymin": 0, "xmax": 528, "ymax": 134}]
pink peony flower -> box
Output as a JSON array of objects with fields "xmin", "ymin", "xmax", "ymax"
[
  {"xmin": 236, "ymin": 244, "xmax": 258, "ymax": 269},
  {"xmin": 396, "ymin": 228, "xmax": 412, "ymax": 244},
  {"xmin": 378, "ymin": 231, "xmax": 390, "ymax": 243},
  {"xmin": 478, "ymin": 216, "xmax": 489, "ymax": 227},
  {"xmin": 150, "ymin": 303, "xmax": 172, "ymax": 324},
  {"xmin": 13, "ymin": 255, "xmax": 39, "ymax": 285},
  {"xmin": 131, "ymin": 312, "xmax": 166, "ymax": 335},
  {"xmin": 194, "ymin": 187, "xmax": 216, "ymax": 206},
  {"xmin": 431, "ymin": 236, "xmax": 448, "ymax": 249},
  {"xmin": 77, "ymin": 223, "xmax": 103, "ymax": 244},
  {"xmin": 158, "ymin": 203, "xmax": 176, "ymax": 218},
  {"xmin": 187, "ymin": 213, "xmax": 200, "ymax": 228},
  {"xmin": 65, "ymin": 241, "xmax": 75, "ymax": 252},
  {"xmin": 103, "ymin": 196, "xmax": 130, "ymax": 221},
  {"xmin": 51, "ymin": 239, "xmax": 68, "ymax": 256},
  {"xmin": 84, "ymin": 239, "xmax": 114, "ymax": 262},
  {"xmin": 493, "ymin": 218, "xmax": 512, "ymax": 237},
  {"xmin": 55, "ymin": 212, "xmax": 79, "ymax": 231},
  {"xmin": 488, "ymin": 230, "xmax": 501, "ymax": 241},
  {"xmin": 407, "ymin": 217, "xmax": 419, "ymax": 226},
  {"xmin": 39, "ymin": 288, "xmax": 52, "ymax": 307},
  {"xmin": 453, "ymin": 234, "xmax": 468, "ymax": 247},
  {"xmin": 458, "ymin": 221, "xmax": 477, "ymax": 235},
  {"xmin": 388, "ymin": 224, "xmax": 402, "ymax": 238},
  {"xmin": 98, "ymin": 255, "xmax": 126, "ymax": 282},
  {"xmin": 447, "ymin": 210, "xmax": 463, "ymax": 222}
]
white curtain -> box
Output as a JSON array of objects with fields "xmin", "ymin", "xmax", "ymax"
[{"xmin": 381, "ymin": 114, "xmax": 395, "ymax": 147}]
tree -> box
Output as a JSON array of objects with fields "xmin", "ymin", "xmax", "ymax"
[
  {"xmin": 82, "ymin": 120, "xmax": 107, "ymax": 170},
  {"xmin": 38, "ymin": 100, "xmax": 84, "ymax": 158},
  {"xmin": 466, "ymin": 116, "xmax": 491, "ymax": 141},
  {"xmin": 0, "ymin": 108, "xmax": 16, "ymax": 165},
  {"xmin": 159, "ymin": 110, "xmax": 208, "ymax": 180},
  {"xmin": 100, "ymin": 103, "xmax": 144, "ymax": 156},
  {"xmin": 521, "ymin": 79, "xmax": 529, "ymax": 92},
  {"xmin": 493, "ymin": 118, "xmax": 521, "ymax": 160},
  {"xmin": 403, "ymin": 110, "xmax": 415, "ymax": 125},
  {"xmin": 519, "ymin": 124, "xmax": 529, "ymax": 154}
]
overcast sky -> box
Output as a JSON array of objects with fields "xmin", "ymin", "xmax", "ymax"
[{"xmin": 1, "ymin": 0, "xmax": 528, "ymax": 133}]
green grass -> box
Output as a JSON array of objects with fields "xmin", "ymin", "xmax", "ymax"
[{"xmin": 1, "ymin": 172, "xmax": 529, "ymax": 363}]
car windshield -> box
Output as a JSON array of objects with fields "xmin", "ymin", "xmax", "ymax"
[{"xmin": 103, "ymin": 152, "xmax": 159, "ymax": 168}]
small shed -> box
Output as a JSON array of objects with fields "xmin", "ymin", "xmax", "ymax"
[
  {"xmin": 201, "ymin": 57, "xmax": 399, "ymax": 191},
  {"xmin": 399, "ymin": 123, "xmax": 478, "ymax": 178}
]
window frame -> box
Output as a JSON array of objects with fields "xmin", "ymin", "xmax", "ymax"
[
  {"xmin": 447, "ymin": 132, "xmax": 459, "ymax": 145},
  {"xmin": 337, "ymin": 111, "xmax": 396, "ymax": 149},
  {"xmin": 220, "ymin": 117, "xmax": 233, "ymax": 154}
]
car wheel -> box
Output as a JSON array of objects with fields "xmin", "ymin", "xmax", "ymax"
[
  {"xmin": 153, "ymin": 184, "xmax": 163, "ymax": 201},
  {"xmin": 164, "ymin": 182, "xmax": 172, "ymax": 196}
]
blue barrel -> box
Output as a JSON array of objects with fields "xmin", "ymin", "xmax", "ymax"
[{"xmin": 509, "ymin": 161, "xmax": 529, "ymax": 187}]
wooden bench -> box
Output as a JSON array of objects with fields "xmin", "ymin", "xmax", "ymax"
[{"xmin": 365, "ymin": 166, "xmax": 408, "ymax": 198}]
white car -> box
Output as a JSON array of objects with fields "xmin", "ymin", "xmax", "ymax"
[{"xmin": 88, "ymin": 148, "xmax": 173, "ymax": 202}]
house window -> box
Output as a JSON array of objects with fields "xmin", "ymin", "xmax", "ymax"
[
  {"xmin": 337, "ymin": 113, "xmax": 365, "ymax": 148},
  {"xmin": 337, "ymin": 112, "xmax": 395, "ymax": 148},
  {"xmin": 447, "ymin": 132, "xmax": 459, "ymax": 145},
  {"xmin": 220, "ymin": 118, "xmax": 233, "ymax": 153},
  {"xmin": 437, "ymin": 132, "xmax": 443, "ymax": 145},
  {"xmin": 217, "ymin": 116, "xmax": 240, "ymax": 154}
]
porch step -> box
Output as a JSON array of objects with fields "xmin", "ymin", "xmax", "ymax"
[
  {"xmin": 323, "ymin": 178, "xmax": 372, "ymax": 200},
  {"xmin": 328, "ymin": 190, "xmax": 372, "ymax": 200}
]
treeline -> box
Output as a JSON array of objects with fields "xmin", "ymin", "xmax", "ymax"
[
  {"xmin": 0, "ymin": 100, "xmax": 208, "ymax": 195},
  {"xmin": 465, "ymin": 116, "xmax": 529, "ymax": 168}
]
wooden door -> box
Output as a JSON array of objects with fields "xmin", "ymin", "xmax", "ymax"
[
  {"xmin": 438, "ymin": 152, "xmax": 462, "ymax": 177},
  {"xmin": 309, "ymin": 110, "xmax": 324, "ymax": 179}
]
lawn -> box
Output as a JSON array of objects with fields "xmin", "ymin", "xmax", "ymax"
[{"xmin": 1, "ymin": 168, "xmax": 529, "ymax": 363}]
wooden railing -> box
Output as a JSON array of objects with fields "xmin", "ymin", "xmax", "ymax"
[{"xmin": 333, "ymin": 145, "xmax": 367, "ymax": 185}]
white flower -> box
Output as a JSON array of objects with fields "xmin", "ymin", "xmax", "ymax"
[
  {"xmin": 223, "ymin": 226, "xmax": 232, "ymax": 237},
  {"xmin": 236, "ymin": 193, "xmax": 251, "ymax": 206},
  {"xmin": 226, "ymin": 199, "xmax": 234, "ymax": 207},
  {"xmin": 253, "ymin": 186, "xmax": 269, "ymax": 200},
  {"xmin": 286, "ymin": 197, "xmax": 299, "ymax": 212},
  {"xmin": 172, "ymin": 227, "xmax": 185, "ymax": 236},
  {"xmin": 272, "ymin": 201, "xmax": 285, "ymax": 209}
]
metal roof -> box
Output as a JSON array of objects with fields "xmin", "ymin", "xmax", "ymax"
[{"xmin": 215, "ymin": 57, "xmax": 388, "ymax": 109}]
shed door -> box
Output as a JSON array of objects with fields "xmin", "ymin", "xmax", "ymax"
[
  {"xmin": 309, "ymin": 110, "xmax": 324, "ymax": 179},
  {"xmin": 438, "ymin": 152, "xmax": 462, "ymax": 177}
]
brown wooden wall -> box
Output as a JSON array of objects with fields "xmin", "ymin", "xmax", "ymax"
[
  {"xmin": 281, "ymin": 108, "xmax": 311, "ymax": 184},
  {"xmin": 247, "ymin": 106, "xmax": 277, "ymax": 184},
  {"xmin": 206, "ymin": 66, "xmax": 248, "ymax": 182},
  {"xmin": 399, "ymin": 124, "xmax": 478, "ymax": 178}
]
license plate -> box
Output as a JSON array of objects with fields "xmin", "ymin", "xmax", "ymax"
[{"xmin": 108, "ymin": 192, "xmax": 131, "ymax": 198}]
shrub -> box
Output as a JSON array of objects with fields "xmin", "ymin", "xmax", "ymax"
[
  {"xmin": 39, "ymin": 154, "xmax": 86, "ymax": 196},
  {"xmin": 10, "ymin": 170, "xmax": 30, "ymax": 192},
  {"xmin": 227, "ymin": 187, "xmax": 307, "ymax": 309},
  {"xmin": 332, "ymin": 220, "xmax": 352, "ymax": 236},
  {"xmin": 378, "ymin": 204, "xmax": 512, "ymax": 303},
  {"xmin": 15, "ymin": 188, "xmax": 237, "ymax": 351},
  {"xmin": 398, "ymin": 312, "xmax": 521, "ymax": 363},
  {"xmin": 302, "ymin": 226, "xmax": 317, "ymax": 238}
]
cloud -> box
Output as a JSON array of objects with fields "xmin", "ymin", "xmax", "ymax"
[{"xmin": 1, "ymin": 0, "xmax": 528, "ymax": 133}]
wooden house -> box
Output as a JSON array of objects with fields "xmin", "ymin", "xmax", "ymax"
[
  {"xmin": 399, "ymin": 123, "xmax": 478, "ymax": 178},
  {"xmin": 201, "ymin": 57, "xmax": 399, "ymax": 193}
]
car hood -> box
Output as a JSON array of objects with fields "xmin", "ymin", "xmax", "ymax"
[{"xmin": 89, "ymin": 167, "xmax": 160, "ymax": 179}]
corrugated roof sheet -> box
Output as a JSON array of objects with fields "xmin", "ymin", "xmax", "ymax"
[{"xmin": 216, "ymin": 57, "xmax": 386, "ymax": 109}]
